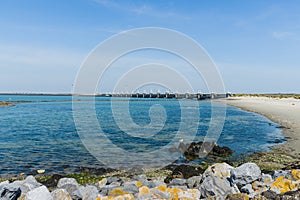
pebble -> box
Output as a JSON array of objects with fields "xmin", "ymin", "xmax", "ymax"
[{"xmin": 37, "ymin": 169, "xmax": 45, "ymax": 174}]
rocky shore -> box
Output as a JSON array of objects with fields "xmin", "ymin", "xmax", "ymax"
[
  {"xmin": 1, "ymin": 162, "xmax": 299, "ymax": 200},
  {"xmin": 0, "ymin": 102, "xmax": 13, "ymax": 107}
]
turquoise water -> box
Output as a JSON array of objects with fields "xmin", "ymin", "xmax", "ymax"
[{"xmin": 0, "ymin": 95, "xmax": 285, "ymax": 176}]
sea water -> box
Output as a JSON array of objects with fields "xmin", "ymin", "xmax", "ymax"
[{"xmin": 0, "ymin": 95, "xmax": 285, "ymax": 176}]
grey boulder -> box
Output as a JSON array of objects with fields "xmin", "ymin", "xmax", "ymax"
[
  {"xmin": 200, "ymin": 175, "xmax": 239, "ymax": 199},
  {"xmin": 25, "ymin": 186, "xmax": 52, "ymax": 200},
  {"xmin": 122, "ymin": 182, "xmax": 138, "ymax": 194},
  {"xmin": 81, "ymin": 185, "xmax": 99, "ymax": 200},
  {"xmin": 10, "ymin": 176, "xmax": 42, "ymax": 194},
  {"xmin": 231, "ymin": 162, "xmax": 261, "ymax": 188},
  {"xmin": 169, "ymin": 178, "xmax": 186, "ymax": 186},
  {"xmin": 187, "ymin": 176, "xmax": 202, "ymax": 189}
]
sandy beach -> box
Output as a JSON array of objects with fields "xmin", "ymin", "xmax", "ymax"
[{"xmin": 217, "ymin": 96, "xmax": 300, "ymax": 159}]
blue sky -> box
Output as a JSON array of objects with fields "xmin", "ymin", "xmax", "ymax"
[{"xmin": 0, "ymin": 0, "xmax": 299, "ymax": 93}]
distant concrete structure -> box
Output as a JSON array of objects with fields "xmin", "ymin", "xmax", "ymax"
[{"xmin": 97, "ymin": 92, "xmax": 228, "ymax": 100}]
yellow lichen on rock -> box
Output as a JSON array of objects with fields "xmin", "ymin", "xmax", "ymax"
[
  {"xmin": 111, "ymin": 194, "xmax": 134, "ymax": 200},
  {"xmin": 166, "ymin": 187, "xmax": 183, "ymax": 199},
  {"xmin": 135, "ymin": 181, "xmax": 143, "ymax": 188},
  {"xmin": 138, "ymin": 186, "xmax": 150, "ymax": 197},
  {"xmin": 252, "ymin": 181, "xmax": 268, "ymax": 194},
  {"xmin": 270, "ymin": 176, "xmax": 297, "ymax": 194},
  {"xmin": 291, "ymin": 169, "xmax": 300, "ymax": 180},
  {"xmin": 157, "ymin": 185, "xmax": 167, "ymax": 192},
  {"xmin": 108, "ymin": 188, "xmax": 129, "ymax": 196},
  {"xmin": 100, "ymin": 194, "xmax": 135, "ymax": 200}
]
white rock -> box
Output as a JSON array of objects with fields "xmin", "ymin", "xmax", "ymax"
[
  {"xmin": 203, "ymin": 162, "xmax": 234, "ymax": 179},
  {"xmin": 57, "ymin": 178, "xmax": 79, "ymax": 188},
  {"xmin": 0, "ymin": 180, "xmax": 9, "ymax": 188},
  {"xmin": 37, "ymin": 169, "xmax": 45, "ymax": 174},
  {"xmin": 25, "ymin": 186, "xmax": 52, "ymax": 200}
]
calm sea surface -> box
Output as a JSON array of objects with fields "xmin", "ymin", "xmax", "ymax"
[{"xmin": 0, "ymin": 95, "xmax": 285, "ymax": 176}]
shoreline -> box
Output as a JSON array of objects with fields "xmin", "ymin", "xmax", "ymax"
[
  {"xmin": 216, "ymin": 96, "xmax": 300, "ymax": 162},
  {"xmin": 0, "ymin": 101, "xmax": 13, "ymax": 107}
]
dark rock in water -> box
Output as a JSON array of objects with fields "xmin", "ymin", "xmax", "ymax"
[
  {"xmin": 78, "ymin": 167, "xmax": 115, "ymax": 176},
  {"xmin": 40, "ymin": 174, "xmax": 64, "ymax": 188},
  {"xmin": 212, "ymin": 145, "xmax": 234, "ymax": 157},
  {"xmin": 0, "ymin": 185, "xmax": 21, "ymax": 200},
  {"xmin": 184, "ymin": 141, "xmax": 234, "ymax": 162},
  {"xmin": 184, "ymin": 141, "xmax": 209, "ymax": 161},
  {"xmin": 163, "ymin": 164, "xmax": 204, "ymax": 183}
]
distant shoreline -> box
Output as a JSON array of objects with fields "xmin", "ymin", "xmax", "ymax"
[
  {"xmin": 1, "ymin": 93, "xmax": 299, "ymax": 96},
  {"xmin": 0, "ymin": 101, "xmax": 13, "ymax": 107}
]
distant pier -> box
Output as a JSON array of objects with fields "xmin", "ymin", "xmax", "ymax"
[{"xmin": 96, "ymin": 93, "xmax": 231, "ymax": 100}]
